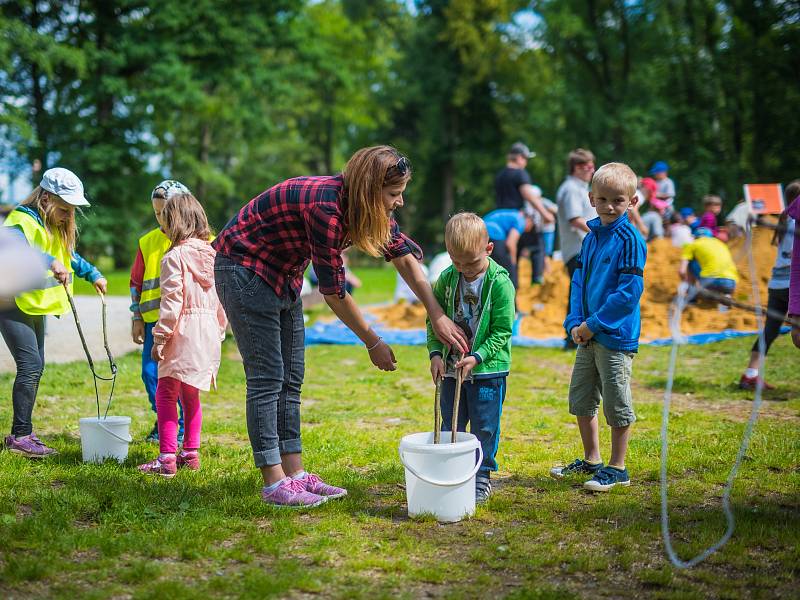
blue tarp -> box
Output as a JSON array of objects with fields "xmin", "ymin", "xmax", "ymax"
[{"xmin": 304, "ymin": 318, "xmax": 788, "ymax": 348}]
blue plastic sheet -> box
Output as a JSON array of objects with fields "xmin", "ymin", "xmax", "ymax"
[{"xmin": 305, "ymin": 317, "xmax": 788, "ymax": 348}]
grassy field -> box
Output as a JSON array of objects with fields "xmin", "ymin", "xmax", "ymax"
[
  {"xmin": 0, "ymin": 328, "xmax": 798, "ymax": 598},
  {"xmin": 73, "ymin": 266, "xmax": 397, "ymax": 301}
]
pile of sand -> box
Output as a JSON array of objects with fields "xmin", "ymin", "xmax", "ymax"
[{"xmin": 369, "ymin": 225, "xmax": 779, "ymax": 341}]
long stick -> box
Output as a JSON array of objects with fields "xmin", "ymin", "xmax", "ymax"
[
  {"xmin": 451, "ymin": 362, "xmax": 463, "ymax": 444},
  {"xmin": 433, "ymin": 378, "xmax": 442, "ymax": 444}
]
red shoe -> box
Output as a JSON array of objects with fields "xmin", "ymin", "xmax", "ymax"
[
  {"xmin": 177, "ymin": 450, "xmax": 200, "ymax": 471},
  {"xmin": 738, "ymin": 374, "xmax": 775, "ymax": 391}
]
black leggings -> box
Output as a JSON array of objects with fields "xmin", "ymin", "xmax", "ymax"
[
  {"xmin": 0, "ymin": 307, "xmax": 45, "ymax": 437},
  {"xmin": 750, "ymin": 287, "xmax": 789, "ymax": 356}
]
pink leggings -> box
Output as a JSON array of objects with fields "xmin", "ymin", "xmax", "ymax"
[{"xmin": 156, "ymin": 376, "xmax": 202, "ymax": 454}]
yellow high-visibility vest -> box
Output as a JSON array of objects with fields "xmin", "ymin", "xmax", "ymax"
[
  {"xmin": 138, "ymin": 227, "xmax": 172, "ymax": 323},
  {"xmin": 3, "ymin": 208, "xmax": 74, "ymax": 316}
]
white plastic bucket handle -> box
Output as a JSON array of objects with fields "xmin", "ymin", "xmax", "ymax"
[
  {"xmin": 97, "ymin": 421, "xmax": 133, "ymax": 444},
  {"xmin": 399, "ymin": 445, "xmax": 483, "ymax": 487}
]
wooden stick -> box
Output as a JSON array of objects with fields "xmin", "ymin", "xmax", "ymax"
[
  {"xmin": 433, "ymin": 377, "xmax": 442, "ymax": 444},
  {"xmin": 451, "ymin": 361, "xmax": 463, "ymax": 444}
]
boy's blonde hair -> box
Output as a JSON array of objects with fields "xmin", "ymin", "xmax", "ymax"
[
  {"xmin": 21, "ymin": 186, "xmax": 78, "ymax": 252},
  {"xmin": 445, "ymin": 212, "xmax": 488, "ymax": 255},
  {"xmin": 343, "ymin": 145, "xmax": 411, "ymax": 258},
  {"xmin": 591, "ymin": 162, "xmax": 637, "ymax": 197},
  {"xmin": 161, "ymin": 193, "xmax": 212, "ymax": 247},
  {"xmin": 703, "ymin": 194, "xmax": 722, "ymax": 206}
]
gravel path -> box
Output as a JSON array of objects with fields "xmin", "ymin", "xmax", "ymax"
[{"xmin": 0, "ymin": 296, "xmax": 139, "ymax": 374}]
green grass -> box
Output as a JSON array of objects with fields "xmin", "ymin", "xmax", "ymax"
[
  {"xmin": 74, "ymin": 266, "xmax": 396, "ymax": 302},
  {"xmin": 0, "ymin": 335, "xmax": 798, "ymax": 598},
  {"xmin": 73, "ymin": 270, "xmax": 132, "ymax": 296}
]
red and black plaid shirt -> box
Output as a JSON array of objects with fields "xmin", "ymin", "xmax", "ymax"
[{"xmin": 213, "ymin": 174, "xmax": 422, "ymax": 299}]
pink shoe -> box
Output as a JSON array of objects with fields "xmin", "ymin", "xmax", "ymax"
[
  {"xmin": 138, "ymin": 455, "xmax": 177, "ymax": 478},
  {"xmin": 261, "ymin": 477, "xmax": 327, "ymax": 508},
  {"xmin": 295, "ymin": 473, "xmax": 347, "ymax": 499},
  {"xmin": 177, "ymin": 450, "xmax": 200, "ymax": 470}
]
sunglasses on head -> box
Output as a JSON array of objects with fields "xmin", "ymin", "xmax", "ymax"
[{"xmin": 392, "ymin": 155, "xmax": 411, "ymax": 176}]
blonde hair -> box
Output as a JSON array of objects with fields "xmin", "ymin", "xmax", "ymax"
[
  {"xmin": 20, "ymin": 186, "xmax": 78, "ymax": 252},
  {"xmin": 703, "ymin": 194, "xmax": 722, "ymax": 206},
  {"xmin": 445, "ymin": 212, "xmax": 488, "ymax": 255},
  {"xmin": 342, "ymin": 145, "xmax": 411, "ymax": 257},
  {"xmin": 161, "ymin": 193, "xmax": 212, "ymax": 246},
  {"xmin": 591, "ymin": 162, "xmax": 637, "ymax": 197}
]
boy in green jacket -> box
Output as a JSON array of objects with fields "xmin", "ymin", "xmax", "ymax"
[{"xmin": 427, "ymin": 212, "xmax": 516, "ymax": 503}]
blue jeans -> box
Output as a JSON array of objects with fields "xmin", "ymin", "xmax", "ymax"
[
  {"xmin": 440, "ymin": 376, "xmax": 506, "ymax": 475},
  {"xmin": 214, "ymin": 254, "xmax": 303, "ymax": 467},
  {"xmin": 142, "ymin": 321, "xmax": 183, "ymax": 432},
  {"xmin": 542, "ymin": 231, "xmax": 555, "ymax": 257}
]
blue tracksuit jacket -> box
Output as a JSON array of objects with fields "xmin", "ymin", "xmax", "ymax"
[{"xmin": 564, "ymin": 212, "xmax": 647, "ymax": 352}]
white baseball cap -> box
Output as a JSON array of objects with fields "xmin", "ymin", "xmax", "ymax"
[{"xmin": 40, "ymin": 168, "xmax": 90, "ymax": 207}]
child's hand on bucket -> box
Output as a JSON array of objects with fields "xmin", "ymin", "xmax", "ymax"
[{"xmin": 430, "ymin": 355, "xmax": 444, "ymax": 383}]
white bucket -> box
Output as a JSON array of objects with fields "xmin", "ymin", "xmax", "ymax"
[
  {"xmin": 79, "ymin": 416, "xmax": 133, "ymax": 464},
  {"xmin": 398, "ymin": 431, "xmax": 483, "ymax": 523}
]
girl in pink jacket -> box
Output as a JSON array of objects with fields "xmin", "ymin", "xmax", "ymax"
[{"xmin": 138, "ymin": 193, "xmax": 227, "ymax": 477}]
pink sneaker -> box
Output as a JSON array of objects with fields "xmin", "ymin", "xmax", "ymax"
[
  {"xmin": 177, "ymin": 450, "xmax": 200, "ymax": 470},
  {"xmin": 296, "ymin": 473, "xmax": 347, "ymax": 499},
  {"xmin": 261, "ymin": 477, "xmax": 327, "ymax": 508},
  {"xmin": 138, "ymin": 455, "xmax": 177, "ymax": 478}
]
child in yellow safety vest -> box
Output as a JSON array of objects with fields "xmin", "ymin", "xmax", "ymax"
[
  {"xmin": 130, "ymin": 181, "xmax": 189, "ymax": 443},
  {"xmin": 1, "ymin": 168, "xmax": 107, "ymax": 458}
]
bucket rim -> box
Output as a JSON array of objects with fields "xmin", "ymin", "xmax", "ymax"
[
  {"xmin": 79, "ymin": 415, "xmax": 132, "ymax": 424},
  {"xmin": 399, "ymin": 431, "xmax": 479, "ymax": 454}
]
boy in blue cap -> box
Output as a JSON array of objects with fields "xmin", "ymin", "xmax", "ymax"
[
  {"xmin": 550, "ymin": 162, "xmax": 647, "ymax": 492},
  {"xmin": 649, "ymin": 161, "xmax": 676, "ymax": 211}
]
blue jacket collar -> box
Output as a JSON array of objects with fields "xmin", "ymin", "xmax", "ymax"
[
  {"xmin": 588, "ymin": 212, "xmax": 630, "ymax": 235},
  {"xmin": 15, "ymin": 205, "xmax": 44, "ymax": 227}
]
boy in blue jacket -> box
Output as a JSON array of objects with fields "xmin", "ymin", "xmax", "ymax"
[{"xmin": 550, "ymin": 162, "xmax": 647, "ymax": 492}]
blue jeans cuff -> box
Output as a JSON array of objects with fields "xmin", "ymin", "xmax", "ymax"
[
  {"xmin": 253, "ymin": 448, "xmax": 283, "ymax": 468},
  {"xmin": 279, "ymin": 438, "xmax": 302, "ymax": 455}
]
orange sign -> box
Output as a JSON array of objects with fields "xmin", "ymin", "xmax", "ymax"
[{"xmin": 743, "ymin": 183, "xmax": 784, "ymax": 214}]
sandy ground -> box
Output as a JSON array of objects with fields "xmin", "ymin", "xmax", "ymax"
[{"xmin": 0, "ymin": 296, "xmax": 139, "ymax": 374}]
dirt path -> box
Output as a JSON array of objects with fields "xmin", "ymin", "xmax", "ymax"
[{"xmin": 0, "ymin": 296, "xmax": 139, "ymax": 373}]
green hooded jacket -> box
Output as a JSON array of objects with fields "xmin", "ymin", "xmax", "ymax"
[{"xmin": 426, "ymin": 257, "xmax": 515, "ymax": 377}]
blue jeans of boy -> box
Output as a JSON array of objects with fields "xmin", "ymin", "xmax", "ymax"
[
  {"xmin": 440, "ymin": 375, "xmax": 506, "ymax": 475},
  {"xmin": 142, "ymin": 321, "xmax": 183, "ymax": 433}
]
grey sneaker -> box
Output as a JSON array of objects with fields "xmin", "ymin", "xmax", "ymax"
[
  {"xmin": 4, "ymin": 434, "xmax": 58, "ymax": 458},
  {"xmin": 476, "ymin": 473, "xmax": 492, "ymax": 504},
  {"xmin": 550, "ymin": 458, "xmax": 604, "ymax": 479}
]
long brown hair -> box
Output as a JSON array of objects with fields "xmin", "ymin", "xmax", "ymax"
[
  {"xmin": 161, "ymin": 193, "xmax": 212, "ymax": 246},
  {"xmin": 20, "ymin": 186, "xmax": 78, "ymax": 252},
  {"xmin": 774, "ymin": 179, "xmax": 800, "ymax": 246},
  {"xmin": 342, "ymin": 145, "xmax": 411, "ymax": 257}
]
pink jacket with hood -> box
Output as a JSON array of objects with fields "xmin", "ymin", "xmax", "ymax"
[{"xmin": 153, "ymin": 238, "xmax": 227, "ymax": 391}]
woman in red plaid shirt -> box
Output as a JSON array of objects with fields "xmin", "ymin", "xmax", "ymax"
[{"xmin": 213, "ymin": 145, "xmax": 468, "ymax": 508}]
